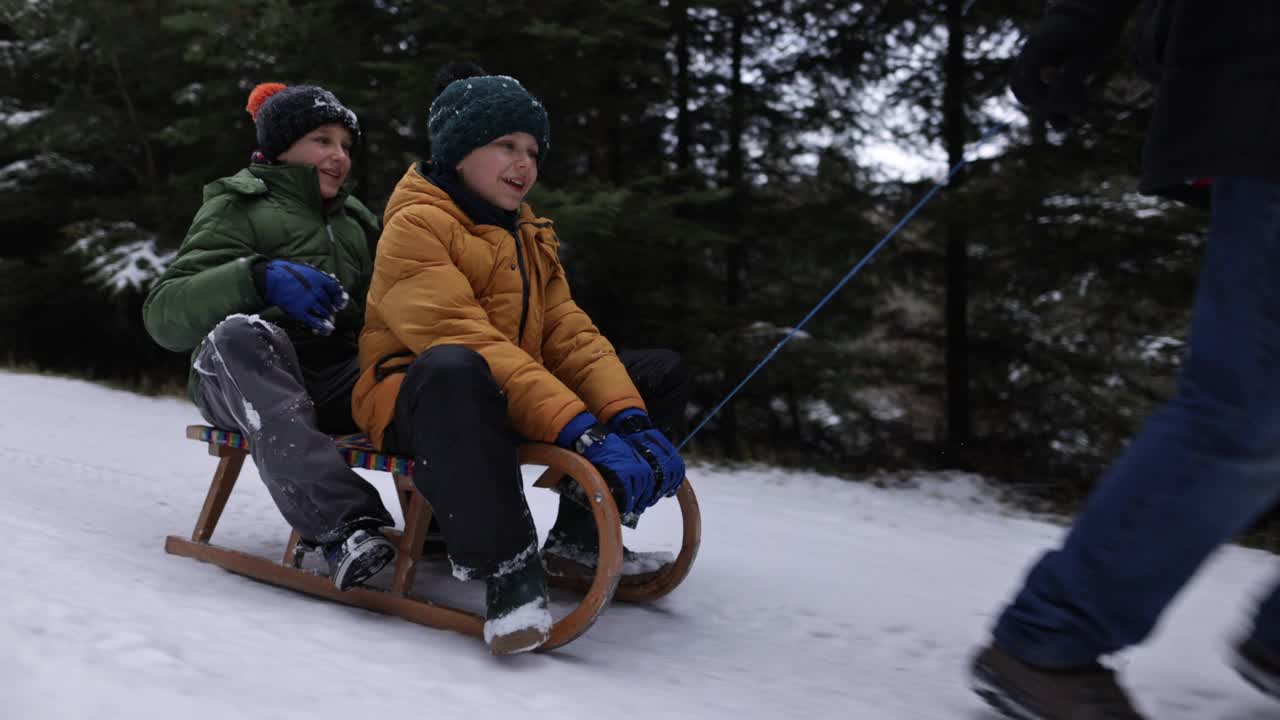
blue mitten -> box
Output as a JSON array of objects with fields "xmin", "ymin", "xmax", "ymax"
[
  {"xmin": 253, "ymin": 259, "xmax": 348, "ymax": 334},
  {"xmin": 609, "ymin": 408, "xmax": 686, "ymax": 504},
  {"xmin": 557, "ymin": 412, "xmax": 656, "ymax": 515}
]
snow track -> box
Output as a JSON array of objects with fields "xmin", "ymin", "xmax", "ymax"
[{"xmin": 2, "ymin": 370, "xmax": 1277, "ymax": 719}]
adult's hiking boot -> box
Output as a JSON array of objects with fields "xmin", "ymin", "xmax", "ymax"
[
  {"xmin": 970, "ymin": 643, "xmax": 1146, "ymax": 719},
  {"xmin": 484, "ymin": 547, "xmax": 552, "ymax": 656},
  {"xmin": 1231, "ymin": 635, "xmax": 1280, "ymax": 699},
  {"xmin": 322, "ymin": 528, "xmax": 397, "ymax": 591}
]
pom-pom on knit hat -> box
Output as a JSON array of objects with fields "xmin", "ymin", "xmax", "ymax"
[
  {"xmin": 427, "ymin": 62, "xmax": 550, "ymax": 171},
  {"xmin": 245, "ymin": 82, "xmax": 360, "ymax": 162}
]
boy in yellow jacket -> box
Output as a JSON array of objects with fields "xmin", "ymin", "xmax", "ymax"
[{"xmin": 354, "ymin": 63, "xmax": 689, "ymax": 655}]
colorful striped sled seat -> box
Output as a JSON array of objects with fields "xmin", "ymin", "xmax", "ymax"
[{"xmin": 187, "ymin": 424, "xmax": 414, "ymax": 475}]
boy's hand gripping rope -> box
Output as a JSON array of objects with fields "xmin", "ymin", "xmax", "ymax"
[{"xmin": 678, "ymin": 122, "xmax": 1011, "ymax": 451}]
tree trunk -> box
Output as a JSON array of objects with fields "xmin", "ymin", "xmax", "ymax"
[
  {"xmin": 672, "ymin": 0, "xmax": 692, "ymax": 173},
  {"xmin": 720, "ymin": 4, "xmax": 747, "ymax": 459},
  {"xmin": 607, "ymin": 68, "xmax": 624, "ymax": 184},
  {"xmin": 668, "ymin": 0, "xmax": 694, "ymax": 405},
  {"xmin": 943, "ymin": 0, "xmax": 970, "ymax": 455}
]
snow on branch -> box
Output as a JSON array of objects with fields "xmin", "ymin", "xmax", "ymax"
[
  {"xmin": 741, "ymin": 320, "xmax": 814, "ymax": 341},
  {"xmin": 65, "ymin": 221, "xmax": 174, "ymax": 295},
  {"xmin": 0, "ymin": 152, "xmax": 93, "ymax": 190},
  {"xmin": 1136, "ymin": 335, "xmax": 1184, "ymax": 364},
  {"xmin": 1041, "ymin": 189, "xmax": 1172, "ymax": 224},
  {"xmin": 0, "ymin": 108, "xmax": 46, "ymax": 128}
]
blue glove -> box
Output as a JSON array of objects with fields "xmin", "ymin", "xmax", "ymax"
[
  {"xmin": 609, "ymin": 408, "xmax": 686, "ymax": 504},
  {"xmin": 556, "ymin": 412, "xmax": 656, "ymax": 515},
  {"xmin": 253, "ymin": 259, "xmax": 348, "ymax": 335}
]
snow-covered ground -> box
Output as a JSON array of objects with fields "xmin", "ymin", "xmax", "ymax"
[{"xmin": 2, "ymin": 370, "xmax": 1277, "ymax": 719}]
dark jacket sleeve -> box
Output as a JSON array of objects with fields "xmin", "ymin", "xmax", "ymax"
[{"xmin": 142, "ymin": 196, "xmax": 266, "ymax": 352}]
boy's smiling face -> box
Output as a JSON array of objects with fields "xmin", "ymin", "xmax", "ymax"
[
  {"xmin": 455, "ymin": 132, "xmax": 540, "ymax": 211},
  {"xmin": 278, "ymin": 123, "xmax": 353, "ymax": 200}
]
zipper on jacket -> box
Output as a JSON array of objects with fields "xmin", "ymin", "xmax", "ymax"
[
  {"xmin": 510, "ymin": 229, "xmax": 531, "ymax": 345},
  {"xmin": 323, "ymin": 216, "xmax": 342, "ymax": 320}
]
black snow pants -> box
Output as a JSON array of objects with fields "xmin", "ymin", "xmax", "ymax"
[{"xmin": 384, "ymin": 344, "xmax": 689, "ymax": 579}]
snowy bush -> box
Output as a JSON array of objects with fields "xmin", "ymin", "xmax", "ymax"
[{"xmin": 65, "ymin": 221, "xmax": 174, "ymax": 295}]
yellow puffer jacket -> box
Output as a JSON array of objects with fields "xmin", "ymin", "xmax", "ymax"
[{"xmin": 353, "ymin": 164, "xmax": 644, "ymax": 449}]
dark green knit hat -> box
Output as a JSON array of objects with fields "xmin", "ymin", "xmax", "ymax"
[{"xmin": 427, "ymin": 63, "xmax": 550, "ymax": 170}]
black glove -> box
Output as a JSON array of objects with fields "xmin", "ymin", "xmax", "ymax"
[{"xmin": 1010, "ymin": 1, "xmax": 1138, "ymax": 128}]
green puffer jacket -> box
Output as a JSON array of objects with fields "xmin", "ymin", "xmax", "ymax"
[{"xmin": 143, "ymin": 163, "xmax": 380, "ymax": 403}]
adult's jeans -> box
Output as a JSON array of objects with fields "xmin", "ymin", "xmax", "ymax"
[{"xmin": 993, "ymin": 176, "xmax": 1280, "ymax": 667}]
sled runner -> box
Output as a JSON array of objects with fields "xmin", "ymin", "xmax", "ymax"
[{"xmin": 165, "ymin": 425, "xmax": 700, "ymax": 650}]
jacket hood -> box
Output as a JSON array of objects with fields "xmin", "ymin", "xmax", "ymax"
[{"xmin": 204, "ymin": 165, "xmax": 354, "ymax": 212}]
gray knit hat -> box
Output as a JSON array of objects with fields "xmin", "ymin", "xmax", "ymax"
[
  {"xmin": 427, "ymin": 63, "xmax": 550, "ymax": 170},
  {"xmin": 246, "ymin": 82, "xmax": 360, "ymax": 161}
]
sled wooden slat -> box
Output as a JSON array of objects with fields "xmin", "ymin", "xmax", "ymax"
[
  {"xmin": 387, "ymin": 486, "xmax": 432, "ymax": 598},
  {"xmin": 170, "ymin": 423, "xmax": 699, "ymax": 652},
  {"xmin": 164, "ymin": 535, "xmax": 484, "ymax": 637},
  {"xmin": 191, "ymin": 446, "xmax": 243, "ymax": 543}
]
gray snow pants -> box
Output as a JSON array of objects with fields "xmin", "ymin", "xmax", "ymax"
[{"xmin": 192, "ymin": 315, "xmax": 393, "ymax": 544}]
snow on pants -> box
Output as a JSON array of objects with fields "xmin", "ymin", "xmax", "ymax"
[
  {"xmin": 192, "ymin": 315, "xmax": 393, "ymax": 545},
  {"xmin": 385, "ymin": 344, "xmax": 689, "ymax": 579},
  {"xmin": 993, "ymin": 176, "xmax": 1280, "ymax": 668}
]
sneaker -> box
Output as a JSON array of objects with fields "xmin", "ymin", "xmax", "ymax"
[
  {"xmin": 1231, "ymin": 635, "xmax": 1280, "ymax": 699},
  {"xmin": 970, "ymin": 643, "xmax": 1146, "ymax": 719},
  {"xmin": 542, "ymin": 529, "xmax": 674, "ymax": 585},
  {"xmin": 484, "ymin": 548, "xmax": 552, "ymax": 656},
  {"xmin": 322, "ymin": 528, "xmax": 397, "ymax": 591}
]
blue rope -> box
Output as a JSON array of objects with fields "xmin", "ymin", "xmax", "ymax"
[{"xmin": 678, "ymin": 122, "xmax": 1010, "ymax": 451}]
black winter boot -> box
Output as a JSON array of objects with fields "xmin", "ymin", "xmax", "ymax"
[
  {"xmin": 542, "ymin": 498, "xmax": 673, "ymax": 585},
  {"xmin": 483, "ymin": 545, "xmax": 552, "ymax": 655}
]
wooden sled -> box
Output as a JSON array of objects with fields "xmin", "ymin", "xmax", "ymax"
[{"xmin": 165, "ymin": 425, "xmax": 701, "ymax": 651}]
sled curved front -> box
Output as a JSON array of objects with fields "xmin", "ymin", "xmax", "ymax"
[
  {"xmin": 613, "ymin": 479, "xmax": 700, "ymax": 603},
  {"xmin": 519, "ymin": 444, "xmax": 623, "ymax": 650},
  {"xmin": 166, "ymin": 425, "xmax": 628, "ymax": 652},
  {"xmin": 533, "ymin": 469, "xmax": 702, "ymax": 604}
]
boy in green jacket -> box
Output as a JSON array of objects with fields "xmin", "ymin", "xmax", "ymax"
[{"xmin": 143, "ymin": 83, "xmax": 396, "ymax": 590}]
